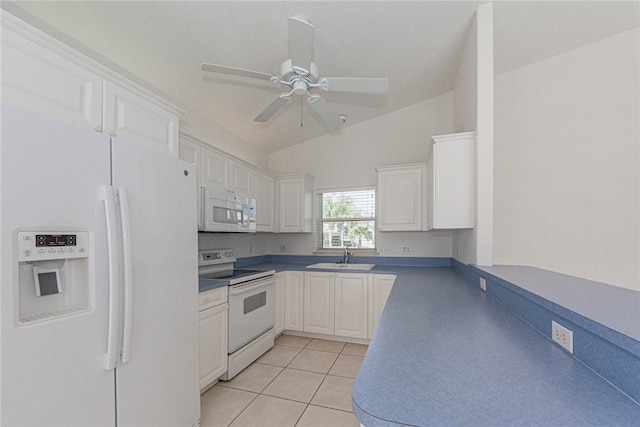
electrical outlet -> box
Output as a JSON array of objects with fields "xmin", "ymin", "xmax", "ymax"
[
  {"xmin": 479, "ymin": 278, "xmax": 487, "ymax": 291},
  {"xmin": 552, "ymin": 321, "xmax": 573, "ymax": 353},
  {"xmin": 280, "ymin": 245, "xmax": 287, "ymax": 253},
  {"xmin": 402, "ymin": 246, "xmax": 411, "ymax": 254}
]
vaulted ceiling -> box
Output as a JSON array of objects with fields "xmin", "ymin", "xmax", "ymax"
[{"xmin": 4, "ymin": 1, "xmax": 638, "ymax": 155}]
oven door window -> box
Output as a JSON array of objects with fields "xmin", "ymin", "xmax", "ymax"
[{"xmin": 244, "ymin": 291, "xmax": 266, "ymax": 314}]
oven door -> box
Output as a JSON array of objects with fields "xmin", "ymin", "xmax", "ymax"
[{"xmin": 228, "ymin": 276, "xmax": 275, "ymax": 353}]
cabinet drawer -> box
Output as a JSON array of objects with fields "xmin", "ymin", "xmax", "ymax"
[{"xmin": 199, "ymin": 287, "xmax": 228, "ymax": 310}]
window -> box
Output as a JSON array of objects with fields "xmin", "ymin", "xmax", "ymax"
[{"xmin": 319, "ymin": 189, "xmax": 375, "ymax": 250}]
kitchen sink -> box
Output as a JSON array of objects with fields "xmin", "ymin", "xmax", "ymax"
[{"xmin": 306, "ymin": 263, "xmax": 376, "ymax": 270}]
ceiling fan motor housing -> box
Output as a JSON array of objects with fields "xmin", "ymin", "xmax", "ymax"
[{"xmin": 280, "ymin": 59, "xmax": 319, "ymax": 86}]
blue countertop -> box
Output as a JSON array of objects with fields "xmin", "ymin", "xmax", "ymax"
[
  {"xmin": 198, "ymin": 262, "xmax": 397, "ymax": 292},
  {"xmin": 198, "ymin": 257, "xmax": 640, "ymax": 425},
  {"xmin": 351, "ymin": 267, "xmax": 640, "ymax": 426}
]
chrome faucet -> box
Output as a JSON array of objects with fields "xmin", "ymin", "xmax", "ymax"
[{"xmin": 343, "ymin": 248, "xmax": 353, "ymax": 264}]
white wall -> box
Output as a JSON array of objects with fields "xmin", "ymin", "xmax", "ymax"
[
  {"xmin": 494, "ymin": 28, "xmax": 640, "ymax": 290},
  {"xmin": 263, "ymin": 93, "xmax": 455, "ymax": 257},
  {"xmin": 180, "ymin": 109, "xmax": 270, "ymax": 170},
  {"xmin": 451, "ymin": 3, "xmax": 494, "ymax": 267}
]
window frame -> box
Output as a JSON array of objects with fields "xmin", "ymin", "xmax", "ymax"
[{"xmin": 315, "ymin": 186, "xmax": 377, "ymax": 254}]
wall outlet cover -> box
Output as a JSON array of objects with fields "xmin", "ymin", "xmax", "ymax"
[
  {"xmin": 552, "ymin": 321, "xmax": 574, "ymax": 353},
  {"xmin": 479, "ymin": 278, "xmax": 487, "ymax": 291}
]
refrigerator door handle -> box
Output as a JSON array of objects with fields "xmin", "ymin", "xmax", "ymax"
[
  {"xmin": 117, "ymin": 187, "xmax": 134, "ymax": 364},
  {"xmin": 100, "ymin": 185, "xmax": 121, "ymax": 371}
]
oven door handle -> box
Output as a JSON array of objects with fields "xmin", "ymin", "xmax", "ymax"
[{"xmin": 229, "ymin": 277, "xmax": 274, "ymax": 296}]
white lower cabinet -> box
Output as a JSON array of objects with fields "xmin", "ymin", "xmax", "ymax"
[
  {"xmin": 284, "ymin": 271, "xmax": 304, "ymax": 331},
  {"xmin": 282, "ymin": 271, "xmax": 395, "ymax": 341},
  {"xmin": 198, "ymin": 287, "xmax": 228, "ymax": 392},
  {"xmin": 274, "ymin": 272, "xmax": 285, "ymax": 335},
  {"xmin": 368, "ymin": 274, "xmax": 396, "ymax": 339},
  {"xmin": 303, "ymin": 272, "xmax": 335, "ymax": 335},
  {"xmin": 335, "ymin": 273, "xmax": 369, "ymax": 339}
]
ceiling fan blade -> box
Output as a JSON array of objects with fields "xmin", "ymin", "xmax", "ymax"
[
  {"xmin": 201, "ymin": 63, "xmax": 274, "ymax": 82},
  {"xmin": 254, "ymin": 95, "xmax": 290, "ymax": 122},
  {"xmin": 320, "ymin": 77, "xmax": 389, "ymax": 94},
  {"xmin": 288, "ymin": 15, "xmax": 314, "ymax": 73},
  {"xmin": 308, "ymin": 95, "xmax": 344, "ymax": 130}
]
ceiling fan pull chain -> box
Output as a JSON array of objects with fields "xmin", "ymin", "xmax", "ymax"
[{"xmin": 300, "ymin": 99, "xmax": 304, "ymax": 127}]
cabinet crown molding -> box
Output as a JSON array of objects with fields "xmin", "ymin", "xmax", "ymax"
[
  {"xmin": 1, "ymin": 10, "xmax": 185, "ymax": 116},
  {"xmin": 431, "ymin": 131, "xmax": 476, "ymax": 143}
]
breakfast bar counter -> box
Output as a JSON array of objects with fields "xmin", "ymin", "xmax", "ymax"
[{"xmin": 350, "ymin": 267, "xmax": 640, "ymax": 426}]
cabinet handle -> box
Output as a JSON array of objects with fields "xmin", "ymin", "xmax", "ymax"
[
  {"xmin": 109, "ymin": 131, "xmax": 116, "ymax": 137},
  {"xmin": 95, "ymin": 125, "xmax": 103, "ymax": 133}
]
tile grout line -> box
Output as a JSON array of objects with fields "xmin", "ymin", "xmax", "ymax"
[{"xmin": 209, "ymin": 338, "xmax": 366, "ymax": 426}]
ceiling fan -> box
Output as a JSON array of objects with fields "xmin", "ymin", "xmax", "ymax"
[{"xmin": 201, "ymin": 15, "xmax": 389, "ymax": 130}]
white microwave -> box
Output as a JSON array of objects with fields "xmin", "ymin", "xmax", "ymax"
[{"xmin": 202, "ymin": 187, "xmax": 256, "ymax": 233}]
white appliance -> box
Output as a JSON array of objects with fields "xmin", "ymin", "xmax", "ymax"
[
  {"xmin": 1, "ymin": 105, "xmax": 201, "ymax": 426},
  {"xmin": 202, "ymin": 188, "xmax": 256, "ymax": 233},
  {"xmin": 198, "ymin": 249, "xmax": 275, "ymax": 380}
]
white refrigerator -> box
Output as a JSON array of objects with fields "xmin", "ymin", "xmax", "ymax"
[{"xmin": 1, "ymin": 105, "xmax": 201, "ymax": 426}]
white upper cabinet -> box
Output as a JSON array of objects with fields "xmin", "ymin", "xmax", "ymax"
[
  {"xmin": 377, "ymin": 164, "xmax": 426, "ymax": 231},
  {"xmin": 230, "ymin": 161, "xmax": 253, "ymax": 200},
  {"xmin": 179, "ymin": 135, "xmax": 278, "ymax": 232},
  {"xmin": 201, "ymin": 146, "xmax": 231, "ymax": 192},
  {"xmin": 2, "ymin": 13, "xmax": 182, "ymax": 156},
  {"xmin": 255, "ymin": 171, "xmax": 275, "ymax": 232},
  {"xmin": 104, "ymin": 82, "xmax": 180, "ymax": 154},
  {"xmin": 426, "ymin": 132, "xmax": 475, "ymax": 230},
  {"xmin": 277, "ymin": 174, "xmax": 314, "ymax": 233},
  {"xmin": 200, "ymin": 146, "xmax": 255, "ymax": 199},
  {"xmin": 1, "ymin": 14, "xmax": 102, "ymax": 130}
]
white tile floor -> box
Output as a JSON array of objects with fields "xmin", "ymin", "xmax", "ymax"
[{"xmin": 200, "ymin": 335, "xmax": 367, "ymax": 427}]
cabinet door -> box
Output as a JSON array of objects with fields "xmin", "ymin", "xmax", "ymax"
[
  {"xmin": 284, "ymin": 271, "xmax": 304, "ymax": 331},
  {"xmin": 1, "ymin": 23, "xmax": 102, "ymax": 130},
  {"xmin": 377, "ymin": 165, "xmax": 425, "ymax": 231},
  {"xmin": 278, "ymin": 175, "xmax": 313, "ymax": 233},
  {"xmin": 274, "ymin": 272, "xmax": 285, "ymax": 335},
  {"xmin": 201, "ymin": 147, "xmax": 230, "ymax": 192},
  {"xmin": 230, "ymin": 162, "xmax": 253, "ymax": 200},
  {"xmin": 334, "ymin": 273, "xmax": 369, "ymax": 339},
  {"xmin": 255, "ymin": 172, "xmax": 275, "ymax": 232},
  {"xmin": 368, "ymin": 274, "xmax": 395, "ymax": 339},
  {"xmin": 104, "ymin": 82, "xmax": 179, "ymax": 154},
  {"xmin": 179, "ymin": 136, "xmax": 203, "ymax": 230},
  {"xmin": 304, "ymin": 272, "xmax": 334, "ymax": 335},
  {"xmin": 199, "ymin": 303, "xmax": 228, "ymax": 391},
  {"xmin": 427, "ymin": 133, "xmax": 475, "ymax": 230}
]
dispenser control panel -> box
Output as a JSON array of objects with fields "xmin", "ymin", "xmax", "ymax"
[{"xmin": 18, "ymin": 231, "xmax": 89, "ymax": 262}]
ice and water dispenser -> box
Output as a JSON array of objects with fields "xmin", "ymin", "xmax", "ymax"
[{"xmin": 17, "ymin": 231, "xmax": 92, "ymax": 324}]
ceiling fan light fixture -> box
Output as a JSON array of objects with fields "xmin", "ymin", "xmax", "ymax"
[
  {"xmin": 201, "ymin": 14, "xmax": 388, "ymax": 130},
  {"xmin": 292, "ymin": 80, "xmax": 308, "ymax": 95}
]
